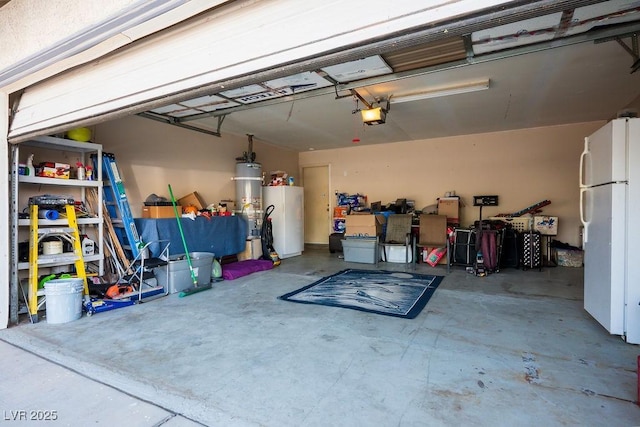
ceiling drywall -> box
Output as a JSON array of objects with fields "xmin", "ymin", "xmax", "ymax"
[
  {"xmin": 213, "ymin": 40, "xmax": 638, "ymax": 151},
  {"xmin": 141, "ymin": 1, "xmax": 640, "ymax": 152}
]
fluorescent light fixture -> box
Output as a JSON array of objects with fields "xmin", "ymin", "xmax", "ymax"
[
  {"xmin": 391, "ymin": 79, "xmax": 490, "ymax": 104},
  {"xmin": 361, "ymin": 107, "xmax": 386, "ymax": 125}
]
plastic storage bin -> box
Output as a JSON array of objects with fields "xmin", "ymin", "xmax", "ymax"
[
  {"xmin": 489, "ymin": 216, "xmax": 532, "ymax": 232},
  {"xmin": 342, "ymin": 237, "xmax": 379, "ymax": 264},
  {"xmin": 154, "ymin": 252, "xmax": 214, "ymax": 293},
  {"xmin": 380, "ymin": 245, "xmax": 413, "ymax": 263},
  {"xmin": 44, "ymin": 278, "xmax": 84, "ymax": 324}
]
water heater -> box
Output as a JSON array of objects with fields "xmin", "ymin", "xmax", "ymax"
[{"xmin": 234, "ymin": 162, "xmax": 263, "ymax": 239}]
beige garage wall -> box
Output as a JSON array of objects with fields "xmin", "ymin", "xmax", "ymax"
[
  {"xmin": 300, "ymin": 121, "xmax": 606, "ymax": 247},
  {"xmin": 94, "ymin": 115, "xmax": 299, "ymax": 216},
  {"xmin": 94, "ymin": 116, "xmax": 604, "ymax": 247}
]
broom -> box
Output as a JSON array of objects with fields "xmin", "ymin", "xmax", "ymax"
[{"xmin": 168, "ymin": 184, "xmax": 212, "ymax": 297}]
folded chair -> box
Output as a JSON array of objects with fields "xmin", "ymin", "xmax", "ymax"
[
  {"xmin": 380, "ymin": 214, "xmax": 414, "ymax": 267},
  {"xmin": 415, "ymin": 214, "xmax": 450, "ymax": 273}
]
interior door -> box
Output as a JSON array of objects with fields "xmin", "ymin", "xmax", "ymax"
[{"xmin": 302, "ymin": 165, "xmax": 329, "ymax": 244}]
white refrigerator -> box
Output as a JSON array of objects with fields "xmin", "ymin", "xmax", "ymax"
[
  {"xmin": 263, "ymin": 186, "xmax": 304, "ymax": 259},
  {"xmin": 580, "ymin": 117, "xmax": 640, "ymax": 343}
]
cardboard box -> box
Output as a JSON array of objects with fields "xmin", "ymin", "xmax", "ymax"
[
  {"xmin": 344, "ymin": 214, "xmax": 386, "ymax": 237},
  {"xmin": 437, "ymin": 197, "xmax": 460, "ymax": 224},
  {"xmin": 142, "ymin": 205, "xmax": 181, "ymax": 218},
  {"xmin": 37, "ymin": 162, "xmax": 70, "ymax": 179},
  {"xmin": 178, "ymin": 191, "xmax": 206, "ymax": 210},
  {"xmin": 534, "ymin": 216, "xmax": 558, "ymax": 235}
]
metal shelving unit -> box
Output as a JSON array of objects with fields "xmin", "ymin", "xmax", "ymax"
[{"xmin": 9, "ymin": 136, "xmax": 104, "ymax": 324}]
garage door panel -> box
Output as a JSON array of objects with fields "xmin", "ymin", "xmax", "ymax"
[{"xmin": 9, "ymin": 0, "xmax": 515, "ymax": 141}]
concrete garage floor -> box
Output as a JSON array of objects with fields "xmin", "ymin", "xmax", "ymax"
[{"xmin": 1, "ymin": 245, "xmax": 639, "ymax": 426}]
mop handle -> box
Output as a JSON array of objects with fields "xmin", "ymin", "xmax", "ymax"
[{"xmin": 168, "ymin": 184, "xmax": 198, "ymax": 285}]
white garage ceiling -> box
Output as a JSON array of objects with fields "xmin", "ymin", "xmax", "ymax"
[{"xmin": 140, "ymin": 0, "xmax": 640, "ymax": 152}]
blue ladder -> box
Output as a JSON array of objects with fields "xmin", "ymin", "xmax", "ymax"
[{"xmin": 93, "ymin": 153, "xmax": 141, "ymax": 260}]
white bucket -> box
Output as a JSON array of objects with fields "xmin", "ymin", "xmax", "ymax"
[{"xmin": 44, "ymin": 278, "xmax": 84, "ymax": 324}]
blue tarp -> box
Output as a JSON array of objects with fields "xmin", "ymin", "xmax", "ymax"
[{"xmin": 135, "ymin": 216, "xmax": 248, "ymax": 258}]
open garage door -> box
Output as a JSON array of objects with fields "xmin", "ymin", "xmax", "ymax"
[
  {"xmin": 7, "ymin": 0, "xmax": 533, "ymax": 142},
  {"xmin": 3, "ymin": 0, "xmax": 607, "ymax": 329}
]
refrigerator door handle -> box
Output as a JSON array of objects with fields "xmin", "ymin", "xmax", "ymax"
[
  {"xmin": 579, "ymin": 137, "xmax": 590, "ymax": 188},
  {"xmin": 579, "ymin": 187, "xmax": 590, "ymax": 243}
]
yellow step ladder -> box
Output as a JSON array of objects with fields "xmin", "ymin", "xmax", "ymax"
[{"xmin": 28, "ymin": 203, "xmax": 88, "ymax": 323}]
